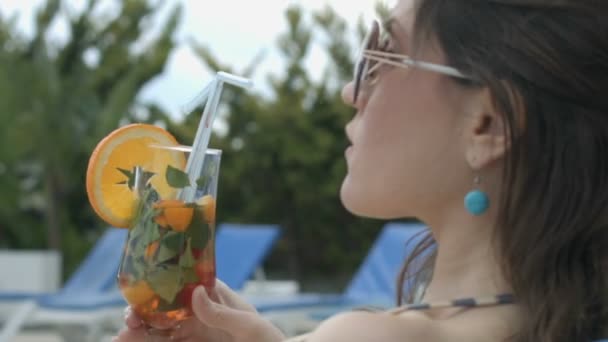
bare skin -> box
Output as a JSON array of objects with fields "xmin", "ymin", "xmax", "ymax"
[{"xmin": 114, "ymin": 0, "xmax": 521, "ymax": 341}]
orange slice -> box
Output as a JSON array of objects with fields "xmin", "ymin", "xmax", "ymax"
[
  {"xmin": 153, "ymin": 200, "xmax": 194, "ymax": 232},
  {"xmin": 86, "ymin": 124, "xmax": 187, "ymax": 228},
  {"xmin": 122, "ymin": 280, "xmax": 157, "ymax": 306}
]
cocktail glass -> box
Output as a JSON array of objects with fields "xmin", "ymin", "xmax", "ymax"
[{"xmin": 117, "ymin": 146, "xmax": 221, "ymax": 340}]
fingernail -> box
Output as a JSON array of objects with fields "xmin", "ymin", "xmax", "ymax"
[
  {"xmin": 111, "ymin": 337, "xmax": 118, "ymax": 342},
  {"xmin": 123, "ymin": 306, "xmax": 131, "ymax": 319}
]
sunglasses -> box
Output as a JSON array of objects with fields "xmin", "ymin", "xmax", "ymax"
[{"xmin": 353, "ymin": 20, "xmax": 472, "ymax": 102}]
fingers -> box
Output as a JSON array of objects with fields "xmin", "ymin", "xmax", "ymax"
[
  {"xmin": 213, "ymin": 278, "xmax": 231, "ymax": 292},
  {"xmin": 111, "ymin": 307, "xmax": 146, "ymax": 341},
  {"xmin": 206, "ymin": 285, "xmax": 223, "ymax": 304},
  {"xmin": 192, "ymin": 286, "xmax": 286, "ymax": 341},
  {"xmin": 212, "ymin": 281, "xmax": 257, "ymax": 312},
  {"xmin": 210, "ymin": 280, "xmax": 232, "ymax": 305},
  {"xmin": 124, "ymin": 306, "xmax": 144, "ymax": 329},
  {"xmin": 192, "ymin": 286, "xmax": 257, "ymax": 333}
]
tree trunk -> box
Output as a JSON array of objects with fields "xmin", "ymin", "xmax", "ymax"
[
  {"xmin": 284, "ymin": 218, "xmax": 301, "ymax": 282},
  {"xmin": 45, "ymin": 172, "xmax": 61, "ymax": 250}
]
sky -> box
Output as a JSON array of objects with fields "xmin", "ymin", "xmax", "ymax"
[{"xmin": 0, "ymin": 0, "xmax": 387, "ymax": 121}]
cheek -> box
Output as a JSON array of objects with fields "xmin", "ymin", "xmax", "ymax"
[
  {"xmin": 341, "ymin": 109, "xmax": 423, "ymax": 218},
  {"xmin": 340, "ymin": 76, "xmax": 462, "ymax": 218}
]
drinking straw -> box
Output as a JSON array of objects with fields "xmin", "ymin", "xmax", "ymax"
[
  {"xmin": 179, "ymin": 80, "xmax": 214, "ymax": 118},
  {"xmin": 179, "ymin": 72, "xmax": 253, "ymax": 202}
]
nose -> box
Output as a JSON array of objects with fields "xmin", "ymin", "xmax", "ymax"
[
  {"xmin": 341, "ymin": 81, "xmax": 355, "ymax": 106},
  {"xmin": 341, "ymin": 81, "xmax": 367, "ymax": 109}
]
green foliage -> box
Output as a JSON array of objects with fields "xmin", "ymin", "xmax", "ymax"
[
  {"xmin": 0, "ymin": 1, "xmax": 399, "ymax": 289},
  {"xmin": 0, "ymin": 0, "xmax": 182, "ymax": 277},
  {"xmin": 180, "ymin": 5, "xmax": 388, "ymax": 288}
]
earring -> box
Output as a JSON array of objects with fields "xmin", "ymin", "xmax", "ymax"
[{"xmin": 464, "ymin": 175, "xmax": 490, "ymax": 216}]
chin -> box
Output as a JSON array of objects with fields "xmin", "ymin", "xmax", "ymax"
[
  {"xmin": 340, "ymin": 175, "xmax": 364, "ymax": 214},
  {"xmin": 340, "ymin": 175, "xmax": 403, "ymax": 219}
]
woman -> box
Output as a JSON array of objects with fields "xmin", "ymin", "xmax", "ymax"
[{"xmin": 114, "ymin": 0, "xmax": 608, "ymax": 341}]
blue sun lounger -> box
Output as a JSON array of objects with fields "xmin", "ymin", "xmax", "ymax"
[
  {"xmin": 216, "ymin": 223, "xmax": 281, "ymax": 290},
  {"xmin": 0, "ymin": 223, "xmax": 281, "ymax": 341},
  {"xmin": 251, "ymin": 222, "xmax": 429, "ymax": 313}
]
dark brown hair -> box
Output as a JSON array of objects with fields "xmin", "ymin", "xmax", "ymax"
[{"xmin": 396, "ymin": 1, "xmax": 608, "ymax": 341}]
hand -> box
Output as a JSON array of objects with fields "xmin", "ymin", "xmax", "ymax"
[
  {"xmin": 113, "ymin": 307, "xmax": 231, "ymax": 342},
  {"xmin": 112, "ymin": 279, "xmax": 286, "ymax": 342}
]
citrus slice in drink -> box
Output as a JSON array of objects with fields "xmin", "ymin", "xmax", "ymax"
[
  {"xmin": 153, "ymin": 199, "xmax": 194, "ymax": 232},
  {"xmin": 86, "ymin": 124, "xmax": 187, "ymax": 228},
  {"xmin": 122, "ymin": 279, "xmax": 157, "ymax": 306}
]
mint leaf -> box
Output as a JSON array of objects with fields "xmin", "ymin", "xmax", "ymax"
[
  {"xmin": 142, "ymin": 170, "xmax": 156, "ymax": 184},
  {"xmin": 143, "ymin": 188, "xmax": 159, "ymax": 206},
  {"xmin": 117, "ymin": 167, "xmax": 133, "ymax": 178},
  {"xmin": 157, "ymin": 243, "xmax": 180, "ymax": 263},
  {"xmin": 133, "ymin": 237, "xmax": 147, "ymax": 258},
  {"xmin": 182, "ymin": 266, "xmax": 199, "ymax": 284},
  {"xmin": 162, "ymin": 231, "xmax": 184, "ymax": 251},
  {"xmin": 196, "ymin": 160, "xmax": 216, "ymax": 190},
  {"xmin": 130, "ymin": 187, "xmax": 159, "ymax": 232},
  {"xmin": 140, "ymin": 219, "xmax": 161, "ymax": 246},
  {"xmin": 129, "ymin": 219, "xmax": 145, "ymax": 240},
  {"xmin": 179, "ymin": 239, "xmax": 196, "ymax": 268},
  {"xmin": 116, "ymin": 167, "xmax": 137, "ymax": 189},
  {"xmin": 147, "ymin": 265, "xmax": 183, "ymax": 303},
  {"xmin": 186, "ymin": 210, "xmax": 210, "ymax": 250},
  {"xmin": 166, "ymin": 165, "xmax": 191, "ymax": 188},
  {"xmin": 196, "ymin": 175, "xmax": 210, "ymax": 189}
]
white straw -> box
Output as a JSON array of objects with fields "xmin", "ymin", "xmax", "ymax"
[
  {"xmin": 179, "ymin": 81, "xmax": 213, "ymax": 117},
  {"xmin": 179, "ymin": 79, "xmax": 218, "ymax": 202},
  {"xmin": 178, "ymin": 72, "xmax": 252, "ymax": 202},
  {"xmin": 217, "ymin": 71, "xmax": 254, "ymax": 89}
]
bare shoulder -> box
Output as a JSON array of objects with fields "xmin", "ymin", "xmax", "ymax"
[
  {"xmin": 307, "ymin": 310, "xmax": 444, "ymax": 342},
  {"xmin": 303, "ymin": 304, "xmax": 520, "ymax": 342}
]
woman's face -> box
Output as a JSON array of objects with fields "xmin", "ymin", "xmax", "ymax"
[{"xmin": 340, "ymin": 0, "xmax": 475, "ymax": 219}]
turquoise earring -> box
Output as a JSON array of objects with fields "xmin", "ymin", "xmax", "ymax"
[{"xmin": 464, "ymin": 175, "xmax": 489, "ymax": 216}]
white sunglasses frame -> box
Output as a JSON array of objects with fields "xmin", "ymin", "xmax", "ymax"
[{"xmin": 353, "ymin": 20, "xmax": 472, "ymax": 102}]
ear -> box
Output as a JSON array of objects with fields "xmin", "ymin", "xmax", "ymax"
[{"xmin": 464, "ymin": 88, "xmax": 510, "ymax": 170}]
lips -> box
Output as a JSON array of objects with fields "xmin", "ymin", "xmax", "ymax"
[
  {"xmin": 344, "ymin": 128, "xmax": 354, "ymax": 161},
  {"xmin": 345, "ymin": 120, "xmax": 355, "ymax": 145},
  {"xmin": 344, "ymin": 116, "xmax": 357, "ymax": 160},
  {"xmin": 345, "ymin": 145, "xmax": 353, "ymax": 159}
]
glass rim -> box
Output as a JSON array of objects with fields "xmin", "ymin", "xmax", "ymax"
[
  {"xmin": 149, "ymin": 144, "xmax": 222, "ymax": 155},
  {"xmin": 205, "ymin": 148, "xmax": 222, "ymax": 156}
]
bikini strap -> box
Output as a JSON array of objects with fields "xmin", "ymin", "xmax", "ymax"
[
  {"xmin": 283, "ymin": 294, "xmax": 516, "ymax": 341},
  {"xmin": 389, "ymin": 293, "xmax": 516, "ymax": 315}
]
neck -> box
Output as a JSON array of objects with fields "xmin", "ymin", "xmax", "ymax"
[{"xmin": 420, "ymin": 205, "xmax": 512, "ymax": 302}]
